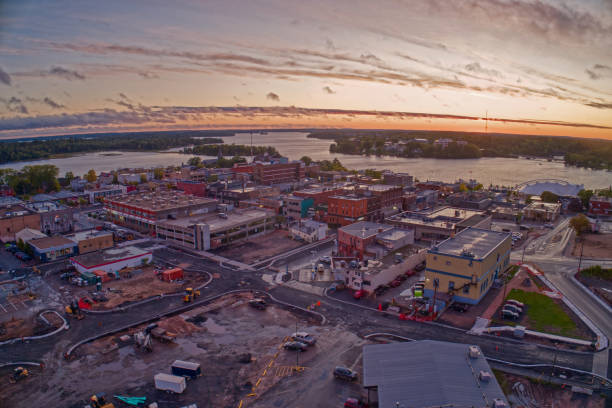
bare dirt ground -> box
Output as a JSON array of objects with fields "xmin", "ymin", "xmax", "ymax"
[
  {"xmin": 0, "ymin": 293, "xmax": 363, "ymax": 408},
  {"xmin": 60, "ymin": 266, "xmax": 209, "ymax": 310},
  {"xmin": 214, "ymin": 230, "xmax": 304, "ymax": 264},
  {"xmin": 576, "ymin": 273, "xmax": 612, "ymax": 307},
  {"xmin": 0, "ymin": 312, "xmax": 64, "ymax": 342},
  {"xmin": 571, "ymin": 233, "xmax": 612, "ymax": 258},
  {"xmin": 497, "ymin": 371, "xmax": 605, "ymax": 408}
]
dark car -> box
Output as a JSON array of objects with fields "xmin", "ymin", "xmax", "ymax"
[
  {"xmin": 283, "ymin": 341, "xmax": 308, "ymax": 351},
  {"xmin": 451, "ymin": 303, "xmax": 469, "ymax": 313},
  {"xmin": 291, "ymin": 332, "xmax": 316, "ymax": 346},
  {"xmin": 333, "ymin": 366, "xmax": 358, "ymax": 381},
  {"xmin": 503, "ymin": 303, "xmax": 522, "ymax": 314},
  {"xmin": 501, "ymin": 308, "xmax": 519, "ymax": 320},
  {"xmin": 249, "ymin": 299, "xmax": 267, "ymax": 310},
  {"xmin": 7, "ymin": 245, "xmax": 18, "ymax": 254},
  {"xmin": 390, "ymin": 279, "xmax": 402, "ymax": 288},
  {"xmin": 374, "ymin": 286, "xmax": 386, "ymax": 296},
  {"xmin": 414, "ymin": 262, "xmax": 426, "ymax": 272}
]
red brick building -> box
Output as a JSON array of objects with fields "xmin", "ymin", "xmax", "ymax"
[
  {"xmin": 589, "ymin": 196, "xmax": 612, "ymax": 216},
  {"xmin": 337, "ymin": 221, "xmax": 393, "ymax": 258},
  {"xmin": 356, "ymin": 184, "xmax": 403, "ymax": 209},
  {"xmin": 176, "ymin": 181, "xmax": 206, "ymax": 197},
  {"xmin": 293, "ymin": 187, "xmax": 344, "ymax": 206},
  {"xmin": 252, "ymin": 162, "xmax": 305, "ymax": 185},
  {"xmin": 327, "ymin": 195, "xmax": 379, "ymax": 226}
]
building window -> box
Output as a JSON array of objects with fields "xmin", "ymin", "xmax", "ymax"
[
  {"xmin": 463, "ymin": 285, "xmax": 470, "ymax": 294},
  {"xmin": 448, "ymin": 281, "xmax": 455, "ymax": 290},
  {"xmin": 446, "ymin": 260, "xmax": 451, "ymax": 266}
]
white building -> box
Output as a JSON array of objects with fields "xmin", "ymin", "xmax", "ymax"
[
  {"xmin": 70, "ymin": 246, "xmax": 152, "ymax": 275},
  {"xmin": 289, "ymin": 220, "xmax": 328, "ymax": 243}
]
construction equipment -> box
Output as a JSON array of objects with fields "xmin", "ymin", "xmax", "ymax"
[
  {"xmin": 9, "ymin": 367, "xmax": 29, "ymax": 383},
  {"xmin": 114, "ymin": 395, "xmax": 146, "ymax": 406},
  {"xmin": 65, "ymin": 300, "xmax": 84, "ymax": 320},
  {"xmin": 90, "ymin": 393, "xmax": 115, "ymax": 408},
  {"xmin": 134, "ymin": 330, "xmax": 153, "ymax": 352},
  {"xmin": 183, "ymin": 287, "xmax": 200, "ymax": 303}
]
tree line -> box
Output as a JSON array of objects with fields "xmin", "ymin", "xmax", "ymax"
[
  {"xmin": 309, "ymin": 130, "xmax": 612, "ymax": 169},
  {"xmin": 185, "ymin": 144, "xmax": 279, "ymax": 157},
  {"xmin": 0, "ymin": 131, "xmax": 225, "ymax": 164}
]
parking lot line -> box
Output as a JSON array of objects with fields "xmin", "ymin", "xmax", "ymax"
[
  {"xmin": 9, "ymin": 302, "xmax": 17, "ymax": 310},
  {"xmin": 0, "ymin": 304, "xmax": 6, "ymax": 312}
]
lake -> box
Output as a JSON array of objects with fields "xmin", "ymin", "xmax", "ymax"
[{"xmin": 0, "ymin": 131, "xmax": 610, "ymax": 188}]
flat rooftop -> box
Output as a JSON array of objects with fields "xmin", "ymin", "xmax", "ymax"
[
  {"xmin": 359, "ymin": 184, "xmax": 400, "ymax": 192},
  {"xmin": 376, "ymin": 228, "xmax": 412, "ymax": 242},
  {"xmin": 72, "ymin": 246, "xmax": 150, "ymax": 268},
  {"xmin": 66, "ymin": 229, "xmax": 113, "ymax": 242},
  {"xmin": 329, "ymin": 195, "xmax": 367, "ymax": 201},
  {"xmin": 388, "ymin": 207, "xmax": 484, "ymax": 229},
  {"xmin": 339, "ymin": 221, "xmax": 392, "ymax": 239},
  {"xmin": 0, "ymin": 205, "xmax": 35, "ymax": 219},
  {"xmin": 160, "ymin": 209, "xmax": 273, "ymax": 232},
  {"xmin": 29, "ymin": 236, "xmax": 75, "ymax": 250},
  {"xmin": 363, "ymin": 340, "xmax": 507, "ymax": 408},
  {"xmin": 432, "ymin": 227, "xmax": 510, "ymax": 259},
  {"xmin": 106, "ymin": 191, "xmax": 217, "ymax": 212}
]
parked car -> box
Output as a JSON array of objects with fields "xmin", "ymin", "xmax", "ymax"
[
  {"xmin": 319, "ymin": 256, "xmax": 331, "ymax": 264},
  {"xmin": 374, "ymin": 286, "xmax": 387, "ymax": 296},
  {"xmin": 501, "ymin": 308, "xmax": 519, "ymax": 320},
  {"xmin": 390, "ymin": 279, "xmax": 402, "ymax": 288},
  {"xmin": 291, "ymin": 332, "xmax": 316, "ymax": 345},
  {"xmin": 404, "ymin": 269, "xmax": 415, "ymax": 277},
  {"xmin": 344, "ymin": 398, "xmax": 368, "ymax": 408},
  {"xmin": 6, "ymin": 245, "xmax": 18, "ymax": 254},
  {"xmin": 451, "ymin": 303, "xmax": 469, "ymax": 313},
  {"xmin": 15, "ymin": 252, "xmax": 32, "ymax": 261},
  {"xmin": 353, "ymin": 290, "xmax": 366, "ymax": 299},
  {"xmin": 248, "ymin": 299, "xmax": 267, "ymax": 310},
  {"xmin": 283, "ymin": 341, "xmax": 308, "ymax": 351},
  {"xmin": 414, "ymin": 262, "xmax": 426, "ymax": 272},
  {"xmin": 333, "ymin": 366, "xmax": 358, "ymax": 381},
  {"xmin": 503, "ymin": 303, "xmax": 522, "ymax": 314},
  {"xmin": 398, "ymin": 274, "xmax": 407, "ymax": 282},
  {"xmin": 506, "ymin": 299, "xmax": 524, "ymax": 308}
]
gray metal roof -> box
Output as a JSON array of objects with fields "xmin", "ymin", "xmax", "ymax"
[
  {"xmin": 363, "ymin": 340, "xmax": 508, "ymax": 408},
  {"xmin": 432, "ymin": 227, "xmax": 510, "ymax": 260}
]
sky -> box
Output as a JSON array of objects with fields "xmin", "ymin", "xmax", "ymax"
[{"xmin": 1, "ymin": 0, "xmax": 612, "ymax": 139}]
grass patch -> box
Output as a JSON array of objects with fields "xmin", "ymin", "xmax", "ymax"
[
  {"xmin": 506, "ymin": 289, "xmax": 580, "ymax": 338},
  {"xmin": 579, "ymin": 265, "xmax": 612, "ymax": 281},
  {"xmin": 493, "ymin": 370, "xmax": 512, "ymax": 396},
  {"xmin": 504, "ymin": 265, "xmax": 520, "ymax": 283}
]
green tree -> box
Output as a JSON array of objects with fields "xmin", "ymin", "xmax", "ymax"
[
  {"xmin": 540, "ymin": 191, "xmax": 559, "ymax": 203},
  {"xmin": 112, "ymin": 173, "xmax": 119, "ymax": 184},
  {"xmin": 577, "ymin": 189, "xmax": 594, "ymax": 209},
  {"xmin": 64, "ymin": 171, "xmax": 75, "ymax": 182},
  {"xmin": 459, "ymin": 183, "xmax": 468, "ymax": 192},
  {"xmin": 153, "ymin": 167, "xmax": 164, "ymax": 180},
  {"xmin": 207, "ymin": 174, "xmax": 218, "ymax": 183},
  {"xmin": 570, "ymin": 214, "xmax": 590, "ymax": 236},
  {"xmin": 187, "ymin": 157, "xmax": 202, "ymax": 167},
  {"xmin": 525, "ymin": 195, "xmax": 533, "ymax": 205},
  {"xmin": 85, "ymin": 169, "xmax": 97, "ymax": 182},
  {"xmin": 300, "ymin": 156, "xmax": 313, "ymax": 166},
  {"xmin": 139, "ymin": 174, "xmax": 148, "ymax": 184}
]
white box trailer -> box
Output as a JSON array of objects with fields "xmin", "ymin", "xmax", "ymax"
[{"xmin": 154, "ymin": 373, "xmax": 186, "ymax": 393}]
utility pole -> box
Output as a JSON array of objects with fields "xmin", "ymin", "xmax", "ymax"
[
  {"xmin": 295, "ymin": 320, "xmax": 299, "ymax": 369},
  {"xmin": 577, "ymin": 237, "xmax": 584, "ymax": 273}
]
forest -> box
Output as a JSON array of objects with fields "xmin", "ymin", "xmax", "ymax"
[
  {"xmin": 309, "ymin": 130, "xmax": 612, "ymax": 170},
  {"xmin": 0, "ymin": 130, "xmax": 227, "ymax": 164},
  {"xmin": 185, "ymin": 144, "xmax": 279, "ymax": 157}
]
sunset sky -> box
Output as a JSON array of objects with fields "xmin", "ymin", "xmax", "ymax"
[{"xmin": 1, "ymin": 0, "xmax": 612, "ymax": 139}]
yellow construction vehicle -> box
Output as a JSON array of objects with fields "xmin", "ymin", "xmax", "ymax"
[
  {"xmin": 9, "ymin": 367, "xmax": 29, "ymax": 383},
  {"xmin": 183, "ymin": 287, "xmax": 201, "ymax": 303},
  {"xmin": 90, "ymin": 393, "xmax": 115, "ymax": 408},
  {"xmin": 65, "ymin": 301, "xmax": 84, "ymax": 320}
]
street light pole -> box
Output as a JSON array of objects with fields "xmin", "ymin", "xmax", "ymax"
[{"xmin": 577, "ymin": 238, "xmax": 584, "ymax": 274}]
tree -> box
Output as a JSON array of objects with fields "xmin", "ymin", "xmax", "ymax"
[
  {"xmin": 139, "ymin": 174, "xmax": 148, "ymax": 184},
  {"xmin": 300, "ymin": 156, "xmax": 313, "ymax": 166},
  {"xmin": 153, "ymin": 167, "xmax": 164, "ymax": 180},
  {"xmin": 187, "ymin": 156, "xmax": 202, "ymax": 167},
  {"xmin": 577, "ymin": 189, "xmax": 594, "ymax": 209},
  {"xmin": 540, "ymin": 191, "xmax": 559, "ymax": 203},
  {"xmin": 112, "ymin": 172, "xmax": 118, "ymax": 184},
  {"xmin": 459, "ymin": 183, "xmax": 468, "ymax": 192},
  {"xmin": 570, "ymin": 214, "xmax": 590, "ymax": 236},
  {"xmin": 64, "ymin": 171, "xmax": 74, "ymax": 183},
  {"xmin": 85, "ymin": 169, "xmax": 97, "ymax": 182},
  {"xmin": 525, "ymin": 195, "xmax": 533, "ymax": 204}
]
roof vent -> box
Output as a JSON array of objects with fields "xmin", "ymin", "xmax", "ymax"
[
  {"xmin": 468, "ymin": 345, "xmax": 480, "ymax": 358},
  {"xmin": 479, "ymin": 370, "xmax": 491, "ymax": 382},
  {"xmin": 493, "ymin": 398, "xmax": 507, "ymax": 408}
]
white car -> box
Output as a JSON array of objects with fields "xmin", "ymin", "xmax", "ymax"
[{"xmin": 291, "ymin": 332, "xmax": 316, "ymax": 345}]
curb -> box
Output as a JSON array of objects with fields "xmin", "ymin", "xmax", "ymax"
[
  {"xmin": 0, "ymin": 310, "xmax": 69, "ymax": 347},
  {"xmin": 571, "ymin": 274, "xmax": 612, "ymax": 315}
]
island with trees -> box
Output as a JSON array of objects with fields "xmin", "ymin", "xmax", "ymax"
[{"xmin": 308, "ymin": 130, "xmax": 612, "ymax": 170}]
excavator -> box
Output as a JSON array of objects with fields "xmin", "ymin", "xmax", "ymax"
[
  {"xmin": 9, "ymin": 367, "xmax": 29, "ymax": 383},
  {"xmin": 183, "ymin": 287, "xmax": 200, "ymax": 303},
  {"xmin": 65, "ymin": 300, "xmax": 84, "ymax": 320},
  {"xmin": 89, "ymin": 393, "xmax": 115, "ymax": 408}
]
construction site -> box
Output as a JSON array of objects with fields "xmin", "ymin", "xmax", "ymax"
[
  {"xmin": 0, "ymin": 292, "xmax": 364, "ymax": 408},
  {"xmin": 212, "ymin": 230, "xmax": 304, "ymax": 264}
]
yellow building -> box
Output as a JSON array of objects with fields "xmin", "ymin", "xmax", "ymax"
[{"xmin": 423, "ymin": 227, "xmax": 511, "ymax": 305}]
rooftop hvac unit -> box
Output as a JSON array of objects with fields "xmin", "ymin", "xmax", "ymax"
[
  {"xmin": 479, "ymin": 370, "xmax": 491, "ymax": 382},
  {"xmin": 468, "ymin": 345, "xmax": 480, "ymax": 358},
  {"xmin": 493, "ymin": 398, "xmax": 507, "ymax": 408}
]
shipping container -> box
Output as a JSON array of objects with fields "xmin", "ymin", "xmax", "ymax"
[
  {"xmin": 154, "ymin": 373, "xmax": 186, "ymax": 393},
  {"xmin": 171, "ymin": 360, "xmax": 201, "ymax": 379},
  {"xmin": 162, "ymin": 268, "xmax": 184, "ymax": 282},
  {"xmin": 79, "ymin": 271, "xmax": 97, "ymax": 285}
]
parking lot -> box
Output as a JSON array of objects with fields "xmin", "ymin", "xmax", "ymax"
[{"xmin": 0, "ymin": 293, "xmax": 368, "ymax": 408}]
